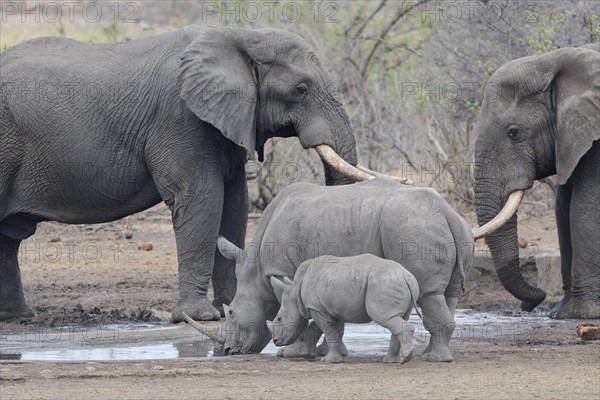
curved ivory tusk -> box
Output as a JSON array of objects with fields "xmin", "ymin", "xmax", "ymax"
[
  {"xmin": 182, "ymin": 312, "xmax": 224, "ymax": 344},
  {"xmin": 222, "ymin": 304, "xmax": 230, "ymax": 319},
  {"xmin": 356, "ymin": 164, "xmax": 412, "ymax": 185},
  {"xmin": 283, "ymin": 276, "xmax": 294, "ymax": 285},
  {"xmin": 315, "ymin": 145, "xmax": 375, "ymax": 182},
  {"xmin": 472, "ymin": 190, "xmax": 525, "ymax": 240}
]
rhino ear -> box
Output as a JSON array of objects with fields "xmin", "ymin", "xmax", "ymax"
[
  {"xmin": 283, "ymin": 276, "xmax": 294, "ymax": 285},
  {"xmin": 270, "ymin": 276, "xmax": 287, "ymax": 303},
  {"xmin": 217, "ymin": 236, "xmax": 242, "ymax": 263},
  {"xmin": 179, "ymin": 28, "xmax": 260, "ymax": 161},
  {"xmin": 537, "ymin": 47, "xmax": 600, "ymax": 185}
]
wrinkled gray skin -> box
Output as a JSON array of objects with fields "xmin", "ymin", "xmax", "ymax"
[
  {"xmin": 0, "ymin": 26, "xmax": 358, "ymax": 322},
  {"xmin": 474, "ymin": 43, "xmax": 600, "ymax": 319},
  {"xmin": 267, "ymin": 255, "xmax": 419, "ymax": 364},
  {"xmin": 219, "ymin": 179, "xmax": 472, "ymax": 361}
]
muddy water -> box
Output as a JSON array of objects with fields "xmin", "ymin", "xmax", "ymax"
[{"xmin": 0, "ymin": 311, "xmax": 570, "ymax": 361}]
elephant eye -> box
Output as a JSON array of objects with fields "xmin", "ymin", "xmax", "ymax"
[
  {"xmin": 228, "ymin": 309, "xmax": 233, "ymax": 316},
  {"xmin": 276, "ymin": 316, "xmax": 282, "ymax": 322},
  {"xmin": 508, "ymin": 126, "xmax": 520, "ymax": 140},
  {"xmin": 295, "ymin": 84, "xmax": 308, "ymax": 96}
]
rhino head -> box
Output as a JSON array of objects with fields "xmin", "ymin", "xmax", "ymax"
[
  {"xmin": 266, "ymin": 277, "xmax": 309, "ymax": 347},
  {"xmin": 185, "ymin": 236, "xmax": 280, "ymax": 354}
]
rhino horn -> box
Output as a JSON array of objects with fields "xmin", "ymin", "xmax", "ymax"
[{"xmin": 182, "ymin": 312, "xmax": 224, "ymax": 344}]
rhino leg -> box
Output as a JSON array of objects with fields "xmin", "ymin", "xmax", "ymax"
[
  {"xmin": 310, "ymin": 311, "xmax": 344, "ymax": 363},
  {"xmin": 276, "ymin": 321, "xmax": 320, "ymax": 359},
  {"xmin": 419, "ymin": 294, "xmax": 455, "ymax": 362},
  {"xmin": 379, "ymin": 317, "xmax": 415, "ymax": 364},
  {"xmin": 316, "ymin": 323, "xmax": 348, "ymax": 357}
]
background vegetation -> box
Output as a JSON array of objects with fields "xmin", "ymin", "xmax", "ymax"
[{"xmin": 2, "ymin": 0, "xmax": 598, "ymax": 216}]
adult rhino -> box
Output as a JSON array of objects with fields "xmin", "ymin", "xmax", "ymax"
[{"xmin": 186, "ymin": 179, "xmax": 473, "ymax": 362}]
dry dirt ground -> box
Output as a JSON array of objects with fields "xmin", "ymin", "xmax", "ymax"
[{"xmin": 1, "ymin": 199, "xmax": 599, "ymax": 399}]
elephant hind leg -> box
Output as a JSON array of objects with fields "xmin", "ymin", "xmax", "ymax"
[{"xmin": 0, "ymin": 233, "xmax": 35, "ymax": 320}]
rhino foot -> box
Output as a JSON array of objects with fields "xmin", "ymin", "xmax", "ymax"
[{"xmin": 276, "ymin": 339, "xmax": 316, "ymax": 359}]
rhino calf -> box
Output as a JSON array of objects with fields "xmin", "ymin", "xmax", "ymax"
[{"xmin": 267, "ymin": 254, "xmax": 420, "ymax": 364}]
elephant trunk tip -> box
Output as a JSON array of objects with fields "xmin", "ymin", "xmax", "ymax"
[{"xmin": 520, "ymin": 290, "xmax": 546, "ymax": 312}]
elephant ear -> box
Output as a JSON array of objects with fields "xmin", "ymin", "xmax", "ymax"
[
  {"xmin": 179, "ymin": 28, "xmax": 260, "ymax": 161},
  {"xmin": 538, "ymin": 47, "xmax": 600, "ymax": 185}
]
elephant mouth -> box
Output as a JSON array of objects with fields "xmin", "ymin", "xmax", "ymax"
[
  {"xmin": 314, "ymin": 144, "xmax": 412, "ymax": 185},
  {"xmin": 472, "ymin": 190, "xmax": 525, "ymax": 239}
]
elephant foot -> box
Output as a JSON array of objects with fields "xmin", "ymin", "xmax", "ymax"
[
  {"xmin": 171, "ymin": 299, "xmax": 221, "ymax": 323},
  {"xmin": 548, "ymin": 297, "xmax": 600, "ymax": 319},
  {"xmin": 316, "ymin": 341, "xmax": 348, "ymax": 357},
  {"xmin": 0, "ymin": 302, "xmax": 35, "ymax": 321},
  {"xmin": 276, "ymin": 339, "xmax": 316, "ymax": 359},
  {"xmin": 421, "ymin": 346, "xmax": 453, "ymax": 362},
  {"xmin": 321, "ymin": 353, "xmax": 344, "ymax": 363},
  {"xmin": 383, "ymin": 347, "xmax": 415, "ymax": 364}
]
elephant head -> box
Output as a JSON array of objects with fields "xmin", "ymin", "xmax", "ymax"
[
  {"xmin": 473, "ymin": 45, "xmax": 600, "ymax": 311},
  {"xmin": 179, "ymin": 27, "xmax": 394, "ymax": 185}
]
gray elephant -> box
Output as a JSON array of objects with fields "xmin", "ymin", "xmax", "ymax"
[
  {"xmin": 266, "ymin": 254, "xmax": 419, "ymax": 364},
  {"xmin": 0, "ymin": 26, "xmax": 394, "ymax": 322},
  {"xmin": 472, "ymin": 43, "xmax": 600, "ymax": 319},
  {"xmin": 187, "ymin": 179, "xmax": 473, "ymax": 362}
]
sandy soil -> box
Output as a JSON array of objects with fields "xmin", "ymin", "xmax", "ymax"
[
  {"xmin": 1, "ymin": 200, "xmax": 599, "ymax": 399},
  {"xmin": 1, "ymin": 342, "xmax": 599, "ymax": 400}
]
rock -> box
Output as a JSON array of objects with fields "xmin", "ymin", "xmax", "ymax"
[
  {"xmin": 517, "ymin": 237, "xmax": 528, "ymax": 248},
  {"xmin": 138, "ymin": 242, "xmax": 153, "ymax": 251},
  {"xmin": 49, "ymin": 236, "xmax": 61, "ymax": 243},
  {"xmin": 148, "ymin": 308, "xmax": 171, "ymax": 321},
  {"xmin": 532, "ymin": 236, "xmax": 542, "ymax": 241},
  {"xmin": 577, "ymin": 322, "xmax": 600, "ymax": 340},
  {"xmin": 124, "ymin": 230, "xmax": 133, "ymax": 239}
]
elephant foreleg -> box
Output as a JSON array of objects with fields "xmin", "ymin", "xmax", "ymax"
[
  {"xmin": 550, "ymin": 144, "xmax": 600, "ymax": 319},
  {"xmin": 211, "ymin": 166, "xmax": 248, "ymax": 317},
  {"xmin": 166, "ymin": 174, "xmax": 225, "ymax": 323},
  {"xmin": 0, "ymin": 233, "xmax": 35, "ymax": 320},
  {"xmin": 548, "ymin": 182, "xmax": 573, "ymax": 318}
]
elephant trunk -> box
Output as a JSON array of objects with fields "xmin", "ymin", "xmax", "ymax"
[{"xmin": 475, "ymin": 186, "xmax": 546, "ymax": 311}]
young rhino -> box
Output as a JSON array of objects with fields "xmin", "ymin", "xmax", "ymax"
[{"xmin": 267, "ymin": 254, "xmax": 420, "ymax": 364}]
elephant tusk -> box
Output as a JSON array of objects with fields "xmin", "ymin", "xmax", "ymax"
[
  {"xmin": 356, "ymin": 164, "xmax": 412, "ymax": 185},
  {"xmin": 315, "ymin": 145, "xmax": 375, "ymax": 182},
  {"xmin": 182, "ymin": 312, "xmax": 225, "ymax": 344},
  {"xmin": 222, "ymin": 304, "xmax": 230, "ymax": 319},
  {"xmin": 472, "ymin": 190, "xmax": 525, "ymax": 240}
]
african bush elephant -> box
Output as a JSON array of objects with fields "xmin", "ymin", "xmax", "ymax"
[
  {"xmin": 0, "ymin": 26, "xmax": 391, "ymax": 322},
  {"xmin": 473, "ymin": 43, "xmax": 600, "ymax": 319},
  {"xmin": 186, "ymin": 179, "xmax": 473, "ymax": 362}
]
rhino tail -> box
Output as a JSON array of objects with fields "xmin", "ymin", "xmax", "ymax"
[{"xmin": 402, "ymin": 273, "xmax": 422, "ymax": 320}]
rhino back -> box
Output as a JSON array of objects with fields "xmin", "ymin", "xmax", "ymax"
[
  {"xmin": 259, "ymin": 181, "xmax": 399, "ymax": 278},
  {"xmin": 299, "ymin": 258, "xmax": 371, "ymax": 323}
]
